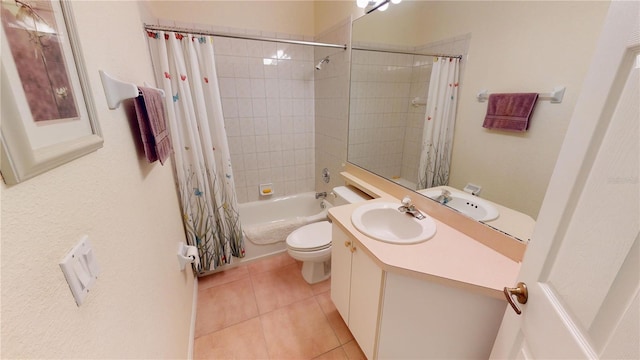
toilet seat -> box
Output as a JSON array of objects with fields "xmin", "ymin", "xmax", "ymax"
[{"xmin": 286, "ymin": 221, "xmax": 332, "ymax": 252}]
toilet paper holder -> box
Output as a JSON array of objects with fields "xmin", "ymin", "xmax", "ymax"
[{"xmin": 177, "ymin": 242, "xmax": 199, "ymax": 271}]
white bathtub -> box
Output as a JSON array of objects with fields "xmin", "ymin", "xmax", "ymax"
[{"xmin": 237, "ymin": 192, "xmax": 330, "ymax": 262}]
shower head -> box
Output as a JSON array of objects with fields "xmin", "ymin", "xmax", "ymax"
[{"xmin": 315, "ymin": 56, "xmax": 330, "ymax": 70}]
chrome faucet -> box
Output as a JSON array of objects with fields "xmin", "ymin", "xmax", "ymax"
[
  {"xmin": 434, "ymin": 189, "xmax": 452, "ymax": 204},
  {"xmin": 398, "ymin": 196, "xmax": 426, "ymax": 220},
  {"xmin": 315, "ymin": 192, "xmax": 327, "ymax": 199}
]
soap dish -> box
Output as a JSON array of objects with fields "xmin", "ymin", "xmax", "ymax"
[{"xmin": 259, "ymin": 183, "xmax": 273, "ymax": 196}]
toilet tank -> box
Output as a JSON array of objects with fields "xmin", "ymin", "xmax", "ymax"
[{"xmin": 332, "ymin": 185, "xmax": 371, "ymax": 206}]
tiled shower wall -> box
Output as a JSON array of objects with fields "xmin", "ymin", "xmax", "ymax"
[
  {"xmin": 314, "ymin": 19, "xmax": 352, "ymax": 194},
  {"xmin": 214, "ymin": 37, "xmax": 316, "ymax": 203}
]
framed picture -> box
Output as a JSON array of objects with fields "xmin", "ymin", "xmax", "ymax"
[{"xmin": 1, "ymin": 0, "xmax": 102, "ymax": 185}]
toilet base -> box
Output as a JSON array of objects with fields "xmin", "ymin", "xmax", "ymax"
[{"xmin": 301, "ymin": 259, "xmax": 331, "ymax": 284}]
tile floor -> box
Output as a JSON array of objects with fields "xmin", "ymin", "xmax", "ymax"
[{"xmin": 194, "ymin": 252, "xmax": 366, "ymax": 359}]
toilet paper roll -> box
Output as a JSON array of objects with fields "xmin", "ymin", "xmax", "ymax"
[{"xmin": 185, "ymin": 245, "xmax": 200, "ymax": 269}]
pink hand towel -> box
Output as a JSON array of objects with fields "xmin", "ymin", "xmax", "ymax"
[
  {"xmin": 134, "ymin": 87, "xmax": 172, "ymax": 164},
  {"xmin": 482, "ymin": 93, "xmax": 539, "ymax": 132}
]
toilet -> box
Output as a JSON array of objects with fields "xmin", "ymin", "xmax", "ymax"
[{"xmin": 286, "ymin": 186, "xmax": 370, "ymax": 284}]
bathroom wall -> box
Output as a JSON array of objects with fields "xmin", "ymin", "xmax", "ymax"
[
  {"xmin": 146, "ymin": 1, "xmax": 316, "ymax": 37},
  {"xmin": 1, "ymin": 1, "xmax": 194, "ymax": 358}
]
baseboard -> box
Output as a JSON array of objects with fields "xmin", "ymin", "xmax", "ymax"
[{"xmin": 187, "ymin": 276, "xmax": 198, "ymax": 359}]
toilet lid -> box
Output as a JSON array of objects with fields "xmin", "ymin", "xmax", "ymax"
[{"xmin": 286, "ymin": 221, "xmax": 332, "ymax": 251}]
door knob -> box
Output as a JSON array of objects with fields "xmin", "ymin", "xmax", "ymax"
[
  {"xmin": 344, "ymin": 240, "xmax": 351, "ymax": 248},
  {"xmin": 503, "ymin": 282, "xmax": 528, "ymax": 315}
]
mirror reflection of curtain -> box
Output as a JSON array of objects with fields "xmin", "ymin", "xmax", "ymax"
[
  {"xmin": 417, "ymin": 57, "xmax": 460, "ymax": 189},
  {"xmin": 146, "ymin": 31, "xmax": 244, "ymax": 274}
]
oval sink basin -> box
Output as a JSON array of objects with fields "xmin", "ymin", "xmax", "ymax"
[
  {"xmin": 351, "ymin": 202, "xmax": 437, "ymax": 244},
  {"xmin": 419, "ymin": 188, "xmax": 499, "ymax": 222}
]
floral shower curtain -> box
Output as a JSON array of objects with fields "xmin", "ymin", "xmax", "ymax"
[
  {"xmin": 417, "ymin": 57, "xmax": 460, "ymax": 189},
  {"xmin": 146, "ymin": 30, "xmax": 244, "ymax": 274}
]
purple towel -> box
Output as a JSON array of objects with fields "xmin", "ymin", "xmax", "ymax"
[
  {"xmin": 482, "ymin": 93, "xmax": 539, "ymax": 132},
  {"xmin": 134, "ymin": 87, "xmax": 172, "ymax": 164}
]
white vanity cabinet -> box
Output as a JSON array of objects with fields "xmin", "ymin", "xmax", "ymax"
[
  {"xmin": 330, "ymin": 225, "xmax": 383, "ymax": 360},
  {"xmin": 331, "ymin": 224, "xmax": 509, "ymax": 359}
]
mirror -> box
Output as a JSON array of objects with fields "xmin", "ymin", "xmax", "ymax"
[{"xmin": 347, "ymin": 1, "xmax": 609, "ymax": 240}]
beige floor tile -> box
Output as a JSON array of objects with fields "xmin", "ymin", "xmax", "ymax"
[
  {"xmin": 198, "ymin": 265, "xmax": 249, "ymax": 291},
  {"xmin": 310, "ymin": 277, "xmax": 331, "ymax": 295},
  {"xmin": 342, "ymin": 340, "xmax": 366, "ymax": 360},
  {"xmin": 195, "ymin": 277, "xmax": 259, "ymax": 337},
  {"xmin": 313, "ymin": 347, "xmax": 348, "ymax": 360},
  {"xmin": 315, "ymin": 291, "xmax": 354, "ymax": 345},
  {"xmin": 261, "ymin": 297, "xmax": 340, "ymax": 359},
  {"xmin": 194, "ymin": 317, "xmax": 269, "ymax": 360},
  {"xmin": 251, "ymin": 263, "xmax": 314, "ymax": 314},
  {"xmin": 247, "ymin": 252, "xmax": 296, "ymax": 275}
]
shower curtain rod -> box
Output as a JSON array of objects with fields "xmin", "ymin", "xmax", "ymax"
[
  {"xmin": 351, "ymin": 46, "xmax": 463, "ymax": 60},
  {"xmin": 144, "ymin": 24, "xmax": 347, "ymax": 50}
]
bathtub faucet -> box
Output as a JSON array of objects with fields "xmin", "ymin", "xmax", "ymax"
[{"xmin": 315, "ymin": 192, "xmax": 327, "ymax": 199}]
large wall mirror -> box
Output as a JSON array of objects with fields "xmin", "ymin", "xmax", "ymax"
[{"xmin": 347, "ymin": 1, "xmax": 610, "ymax": 241}]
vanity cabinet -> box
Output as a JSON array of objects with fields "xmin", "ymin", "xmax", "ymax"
[
  {"xmin": 331, "ymin": 224, "xmax": 508, "ymax": 359},
  {"xmin": 331, "ymin": 225, "xmax": 383, "ymax": 360}
]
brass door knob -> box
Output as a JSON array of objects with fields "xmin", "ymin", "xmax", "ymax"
[
  {"xmin": 503, "ymin": 282, "xmax": 528, "ymax": 315},
  {"xmin": 344, "ymin": 240, "xmax": 351, "ymax": 248}
]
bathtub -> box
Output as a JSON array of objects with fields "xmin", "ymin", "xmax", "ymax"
[{"xmin": 237, "ymin": 192, "xmax": 330, "ymax": 262}]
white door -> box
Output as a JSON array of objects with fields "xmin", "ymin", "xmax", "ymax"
[{"xmin": 491, "ymin": 1, "xmax": 639, "ymax": 358}]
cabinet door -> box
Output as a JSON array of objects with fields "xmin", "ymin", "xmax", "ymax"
[
  {"xmin": 349, "ymin": 244, "xmax": 383, "ymax": 360},
  {"xmin": 330, "ymin": 225, "xmax": 352, "ymax": 322}
]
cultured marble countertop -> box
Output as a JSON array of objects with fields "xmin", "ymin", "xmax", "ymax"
[{"xmin": 329, "ymin": 197, "xmax": 522, "ymax": 300}]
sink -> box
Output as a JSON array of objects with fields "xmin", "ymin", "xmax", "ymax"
[
  {"xmin": 351, "ymin": 202, "xmax": 437, "ymax": 244},
  {"xmin": 418, "ymin": 188, "xmax": 499, "ymax": 222}
]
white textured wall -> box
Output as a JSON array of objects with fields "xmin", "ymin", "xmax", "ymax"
[
  {"xmin": 1, "ymin": 1, "xmax": 194, "ymax": 358},
  {"xmin": 147, "ymin": 0, "xmax": 316, "ymax": 37}
]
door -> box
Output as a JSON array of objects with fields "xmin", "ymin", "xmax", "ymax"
[{"xmin": 491, "ymin": 1, "xmax": 639, "ymax": 358}]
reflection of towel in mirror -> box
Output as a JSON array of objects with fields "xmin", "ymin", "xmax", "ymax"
[
  {"xmin": 243, "ymin": 210, "xmax": 328, "ymax": 245},
  {"xmin": 482, "ymin": 93, "xmax": 538, "ymax": 132},
  {"xmin": 134, "ymin": 87, "xmax": 172, "ymax": 164}
]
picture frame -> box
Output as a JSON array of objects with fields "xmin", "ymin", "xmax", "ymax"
[{"xmin": 1, "ymin": 0, "xmax": 102, "ymax": 185}]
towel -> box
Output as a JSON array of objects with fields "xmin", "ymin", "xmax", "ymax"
[
  {"xmin": 482, "ymin": 93, "xmax": 539, "ymax": 132},
  {"xmin": 134, "ymin": 87, "xmax": 172, "ymax": 164},
  {"xmin": 243, "ymin": 210, "xmax": 328, "ymax": 245}
]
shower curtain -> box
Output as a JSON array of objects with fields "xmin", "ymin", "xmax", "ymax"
[
  {"xmin": 146, "ymin": 31, "xmax": 244, "ymax": 274},
  {"xmin": 417, "ymin": 57, "xmax": 460, "ymax": 189}
]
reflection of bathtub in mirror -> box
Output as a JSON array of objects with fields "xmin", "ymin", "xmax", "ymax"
[{"xmin": 418, "ymin": 186, "xmax": 535, "ymax": 243}]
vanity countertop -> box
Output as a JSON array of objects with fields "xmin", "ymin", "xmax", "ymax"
[{"xmin": 329, "ymin": 197, "xmax": 522, "ymax": 300}]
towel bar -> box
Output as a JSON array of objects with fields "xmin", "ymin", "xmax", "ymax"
[
  {"xmin": 476, "ymin": 86, "xmax": 566, "ymax": 104},
  {"xmin": 99, "ymin": 70, "xmax": 164, "ymax": 110}
]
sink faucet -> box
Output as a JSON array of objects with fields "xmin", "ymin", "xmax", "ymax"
[
  {"xmin": 315, "ymin": 192, "xmax": 327, "ymax": 199},
  {"xmin": 434, "ymin": 189, "xmax": 452, "ymax": 204},
  {"xmin": 398, "ymin": 196, "xmax": 426, "ymax": 220}
]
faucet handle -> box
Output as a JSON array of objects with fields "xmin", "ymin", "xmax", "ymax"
[{"xmin": 401, "ymin": 196, "xmax": 412, "ymax": 206}]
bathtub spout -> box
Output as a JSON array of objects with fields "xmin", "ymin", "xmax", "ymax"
[{"xmin": 315, "ymin": 192, "xmax": 327, "ymax": 199}]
